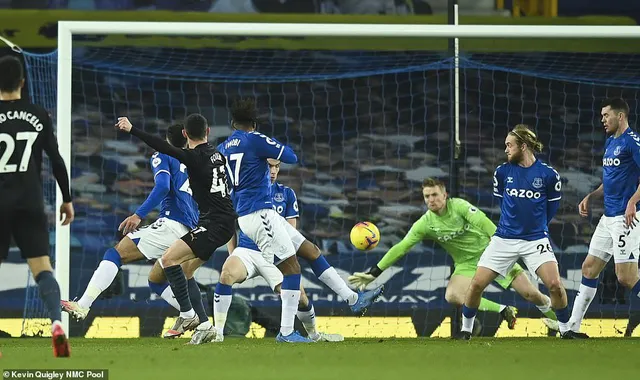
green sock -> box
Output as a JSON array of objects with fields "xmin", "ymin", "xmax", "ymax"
[
  {"xmin": 478, "ymin": 297, "xmax": 504, "ymax": 313},
  {"xmin": 542, "ymin": 309, "xmax": 557, "ymax": 320}
]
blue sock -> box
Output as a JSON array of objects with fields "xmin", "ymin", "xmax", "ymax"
[
  {"xmin": 148, "ymin": 280, "xmax": 169, "ymax": 296},
  {"xmin": 631, "ymin": 280, "xmax": 640, "ymax": 298},
  {"xmin": 581, "ymin": 276, "xmax": 598, "ymax": 288},
  {"xmin": 103, "ymin": 247, "xmax": 122, "ymax": 267},
  {"xmin": 555, "ymin": 306, "xmax": 569, "ymax": 323},
  {"xmin": 308, "ymin": 256, "xmax": 331, "ymax": 277},
  {"xmin": 462, "ymin": 304, "xmax": 478, "ymax": 319},
  {"xmin": 215, "ymin": 283, "xmax": 233, "ymax": 295},
  {"xmin": 36, "ymin": 271, "xmax": 62, "ymax": 323},
  {"xmin": 282, "ymin": 274, "xmax": 301, "ymax": 290}
]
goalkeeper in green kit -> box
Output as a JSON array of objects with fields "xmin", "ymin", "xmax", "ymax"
[{"xmin": 349, "ymin": 178, "xmax": 558, "ymax": 332}]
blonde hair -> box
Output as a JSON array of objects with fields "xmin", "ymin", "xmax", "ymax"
[
  {"xmin": 422, "ymin": 177, "xmax": 447, "ymax": 191},
  {"xmin": 509, "ymin": 124, "xmax": 543, "ymax": 153}
]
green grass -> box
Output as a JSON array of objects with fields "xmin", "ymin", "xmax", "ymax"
[{"xmin": 1, "ymin": 338, "xmax": 639, "ymax": 380}]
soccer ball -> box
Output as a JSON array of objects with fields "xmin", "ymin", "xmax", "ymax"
[{"xmin": 350, "ymin": 222, "xmax": 380, "ymax": 251}]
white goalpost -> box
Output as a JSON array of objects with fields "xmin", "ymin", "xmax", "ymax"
[{"xmin": 54, "ymin": 20, "xmax": 640, "ymax": 334}]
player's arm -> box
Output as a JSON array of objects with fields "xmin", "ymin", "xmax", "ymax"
[
  {"xmin": 454, "ymin": 199, "xmax": 496, "ymax": 237},
  {"xmin": 624, "ymin": 142, "xmax": 640, "ymax": 226},
  {"xmin": 546, "ymin": 169, "xmax": 562, "ymax": 224},
  {"xmin": 116, "ymin": 117, "xmax": 192, "ymax": 165},
  {"xmin": 249, "ymin": 132, "xmax": 298, "ymax": 164},
  {"xmin": 579, "ymin": 183, "xmax": 603, "ymax": 217},
  {"xmin": 119, "ymin": 154, "xmax": 171, "ymax": 235},
  {"xmin": 349, "ymin": 216, "xmax": 428, "ymax": 290},
  {"xmin": 41, "ymin": 113, "xmax": 74, "ymax": 225},
  {"xmin": 285, "ymin": 187, "xmax": 300, "ymax": 229}
]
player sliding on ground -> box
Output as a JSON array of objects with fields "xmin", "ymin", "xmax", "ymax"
[
  {"xmin": 564, "ymin": 98, "xmax": 640, "ymax": 338},
  {"xmin": 349, "ymin": 177, "xmax": 559, "ymax": 334},
  {"xmin": 115, "ymin": 114, "xmax": 238, "ymax": 336},
  {"xmin": 0, "ymin": 55, "xmax": 74, "ymax": 357},
  {"xmin": 61, "ymin": 124, "xmax": 210, "ymax": 335},
  {"xmin": 458, "ymin": 125, "xmax": 580, "ymax": 339},
  {"xmin": 190, "ymin": 158, "xmax": 349, "ymax": 344}
]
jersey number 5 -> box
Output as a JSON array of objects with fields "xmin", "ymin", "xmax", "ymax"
[{"xmin": 0, "ymin": 132, "xmax": 38, "ymax": 173}]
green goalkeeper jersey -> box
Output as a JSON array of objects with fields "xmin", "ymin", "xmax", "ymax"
[{"xmin": 377, "ymin": 198, "xmax": 497, "ymax": 271}]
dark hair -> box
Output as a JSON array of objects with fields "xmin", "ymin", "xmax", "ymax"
[
  {"xmin": 601, "ymin": 97, "xmax": 630, "ymax": 117},
  {"xmin": 509, "ymin": 124, "xmax": 543, "ymax": 153},
  {"xmin": 231, "ymin": 97, "xmax": 257, "ymax": 129},
  {"xmin": 184, "ymin": 114, "xmax": 208, "ymax": 140},
  {"xmin": 0, "ymin": 55, "xmax": 24, "ymax": 92},
  {"xmin": 422, "ymin": 177, "xmax": 446, "ymax": 191},
  {"xmin": 166, "ymin": 123, "xmax": 186, "ymax": 148}
]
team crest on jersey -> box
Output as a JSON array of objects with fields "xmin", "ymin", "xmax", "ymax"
[
  {"xmin": 532, "ymin": 177, "xmax": 543, "ymax": 189},
  {"xmin": 614, "ymin": 146, "xmax": 622, "ymax": 156},
  {"xmin": 273, "ymin": 192, "xmax": 285, "ymax": 202}
]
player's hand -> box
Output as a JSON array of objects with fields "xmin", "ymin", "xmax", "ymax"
[
  {"xmin": 59, "ymin": 202, "xmax": 74, "ymax": 226},
  {"xmin": 624, "ymin": 201, "xmax": 638, "ymax": 229},
  {"xmin": 115, "ymin": 117, "xmax": 133, "ymax": 133},
  {"xmin": 119, "ymin": 214, "xmax": 142, "ymax": 235},
  {"xmin": 348, "ymin": 272, "xmax": 376, "ymax": 291},
  {"xmin": 578, "ymin": 194, "xmax": 590, "ymax": 217}
]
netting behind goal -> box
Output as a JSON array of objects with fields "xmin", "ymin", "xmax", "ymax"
[{"xmin": 15, "ymin": 45, "xmax": 640, "ymax": 338}]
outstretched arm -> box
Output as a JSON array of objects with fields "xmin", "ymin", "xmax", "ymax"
[{"xmin": 116, "ymin": 117, "xmax": 191, "ymax": 164}]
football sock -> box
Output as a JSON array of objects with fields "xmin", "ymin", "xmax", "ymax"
[
  {"xmin": 188, "ymin": 278, "xmax": 208, "ymax": 324},
  {"xmin": 148, "ymin": 281, "xmax": 180, "ymax": 310},
  {"xmin": 478, "ymin": 297, "xmax": 504, "ymax": 313},
  {"xmin": 317, "ymin": 266, "xmax": 358, "ymax": 305},
  {"xmin": 36, "ymin": 271, "xmax": 62, "ymax": 323},
  {"xmin": 297, "ymin": 301, "xmax": 318, "ymax": 339},
  {"xmin": 461, "ymin": 304, "xmax": 477, "ymax": 333},
  {"xmin": 555, "ymin": 306, "xmax": 570, "ymax": 334},
  {"xmin": 569, "ymin": 276, "xmax": 598, "ymax": 331},
  {"xmin": 213, "ymin": 283, "xmax": 233, "ymax": 336},
  {"xmin": 163, "ymin": 264, "xmax": 194, "ymax": 317},
  {"xmin": 280, "ymin": 274, "xmax": 302, "ymax": 336},
  {"xmin": 631, "ymin": 279, "xmax": 640, "ymax": 299},
  {"xmin": 536, "ymin": 295, "xmax": 557, "ymax": 320},
  {"xmin": 78, "ymin": 248, "xmax": 121, "ymax": 309}
]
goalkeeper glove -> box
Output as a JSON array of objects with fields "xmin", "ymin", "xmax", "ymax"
[{"xmin": 348, "ymin": 265, "xmax": 383, "ymax": 291}]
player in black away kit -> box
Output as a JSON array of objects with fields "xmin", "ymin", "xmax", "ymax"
[
  {"xmin": 116, "ymin": 114, "xmax": 237, "ymax": 335},
  {"xmin": 0, "ymin": 55, "xmax": 74, "ymax": 357}
]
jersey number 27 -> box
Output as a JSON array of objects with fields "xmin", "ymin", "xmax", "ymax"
[{"xmin": 0, "ymin": 132, "xmax": 38, "ymax": 173}]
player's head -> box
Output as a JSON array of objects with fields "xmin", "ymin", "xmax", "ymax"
[
  {"xmin": 601, "ymin": 98, "xmax": 629, "ymax": 135},
  {"xmin": 182, "ymin": 114, "xmax": 209, "ymax": 143},
  {"xmin": 422, "ymin": 178, "xmax": 448, "ymax": 213},
  {"xmin": 0, "ymin": 55, "xmax": 25, "ymax": 94},
  {"xmin": 230, "ymin": 97, "xmax": 258, "ymax": 131},
  {"xmin": 268, "ymin": 158, "xmax": 280, "ymax": 183},
  {"xmin": 505, "ymin": 124, "xmax": 543, "ymax": 163},
  {"xmin": 166, "ymin": 123, "xmax": 187, "ymax": 148}
]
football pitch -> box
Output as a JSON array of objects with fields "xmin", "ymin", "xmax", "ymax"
[{"xmin": 1, "ymin": 338, "xmax": 639, "ymax": 380}]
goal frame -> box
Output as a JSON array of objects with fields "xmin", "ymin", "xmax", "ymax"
[{"xmin": 55, "ymin": 20, "xmax": 640, "ymax": 331}]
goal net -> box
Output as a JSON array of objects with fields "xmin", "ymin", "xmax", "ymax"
[{"xmin": 13, "ymin": 23, "xmax": 640, "ymax": 339}]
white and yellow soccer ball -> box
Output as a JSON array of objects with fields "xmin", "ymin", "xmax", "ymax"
[{"xmin": 350, "ymin": 222, "xmax": 380, "ymax": 251}]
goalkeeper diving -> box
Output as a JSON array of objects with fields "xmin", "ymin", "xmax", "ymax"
[{"xmin": 349, "ymin": 178, "xmax": 559, "ymax": 332}]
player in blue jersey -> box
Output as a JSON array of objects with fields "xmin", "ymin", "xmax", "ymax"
[
  {"xmin": 190, "ymin": 158, "xmax": 344, "ymax": 344},
  {"xmin": 567, "ymin": 98, "xmax": 640, "ymax": 337},
  {"xmin": 61, "ymin": 124, "xmax": 206, "ymax": 326},
  {"xmin": 216, "ymin": 99, "xmax": 382, "ymax": 343},
  {"xmin": 458, "ymin": 124, "xmax": 577, "ymax": 339}
]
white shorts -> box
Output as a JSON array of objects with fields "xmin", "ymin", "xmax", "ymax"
[
  {"xmin": 588, "ymin": 215, "xmax": 640, "ymax": 264},
  {"xmin": 477, "ymin": 236, "xmax": 557, "ymax": 277},
  {"xmin": 232, "ymin": 247, "xmax": 283, "ymax": 291},
  {"xmin": 127, "ymin": 218, "xmax": 190, "ymax": 260},
  {"xmin": 238, "ymin": 209, "xmax": 296, "ymax": 266}
]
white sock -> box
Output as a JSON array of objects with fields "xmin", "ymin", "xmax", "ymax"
[
  {"xmin": 197, "ymin": 320, "xmax": 213, "ymax": 330},
  {"xmin": 296, "ymin": 305, "xmax": 318, "ymax": 339},
  {"xmin": 160, "ymin": 286, "xmax": 180, "ymax": 311},
  {"xmin": 569, "ymin": 283, "xmax": 597, "ymax": 332},
  {"xmin": 213, "ymin": 294, "xmax": 232, "ymax": 336},
  {"xmin": 78, "ymin": 260, "xmax": 119, "ymax": 309},
  {"xmin": 536, "ymin": 295, "xmax": 553, "ymax": 315},
  {"xmin": 461, "ymin": 315, "xmax": 475, "ymax": 333},
  {"xmin": 180, "ymin": 309, "xmax": 196, "ymax": 319},
  {"xmin": 280, "ymin": 289, "xmax": 301, "ymax": 336},
  {"xmin": 318, "ymin": 267, "xmax": 358, "ymax": 305}
]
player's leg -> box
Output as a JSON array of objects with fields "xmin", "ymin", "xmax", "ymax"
[
  {"xmin": 569, "ymin": 216, "xmax": 611, "ymax": 333},
  {"xmin": 507, "ymin": 268, "xmax": 557, "ymax": 320},
  {"xmin": 211, "ymin": 251, "xmax": 251, "ymax": 341},
  {"xmin": 610, "ymin": 215, "xmax": 640, "ymax": 300},
  {"xmin": 148, "ymin": 260, "xmax": 181, "ymax": 310},
  {"xmin": 451, "ymin": 262, "xmax": 514, "ymax": 314},
  {"xmin": 238, "ymin": 209, "xmax": 310, "ymax": 342},
  {"xmin": 14, "ymin": 208, "xmax": 69, "ymax": 357},
  {"xmin": 460, "ymin": 237, "xmax": 513, "ymax": 338},
  {"xmin": 293, "ymin": 227, "xmax": 382, "ymax": 315},
  {"xmin": 182, "ymin": 258, "xmax": 209, "ymax": 328},
  {"xmin": 295, "ymin": 284, "xmax": 344, "ymax": 342}
]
